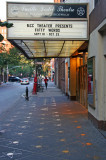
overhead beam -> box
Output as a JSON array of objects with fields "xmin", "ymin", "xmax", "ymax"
[
  {"xmin": 57, "ymin": 41, "xmax": 65, "ymax": 57},
  {"xmin": 43, "ymin": 40, "xmax": 47, "ymax": 57}
]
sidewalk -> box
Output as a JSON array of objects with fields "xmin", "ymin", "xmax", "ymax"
[{"xmin": 0, "ymin": 82, "xmax": 106, "ymax": 160}]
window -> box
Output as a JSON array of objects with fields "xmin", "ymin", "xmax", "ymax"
[
  {"xmin": 87, "ymin": 57, "xmax": 95, "ymax": 108},
  {"xmin": 60, "ymin": 0, "xmax": 65, "ymax": 2}
]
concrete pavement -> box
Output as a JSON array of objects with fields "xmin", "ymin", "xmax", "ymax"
[{"xmin": 0, "ymin": 82, "xmax": 106, "ymax": 160}]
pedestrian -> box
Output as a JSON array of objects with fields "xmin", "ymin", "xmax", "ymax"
[
  {"xmin": 32, "ymin": 74, "xmax": 37, "ymax": 94},
  {"xmin": 44, "ymin": 76, "xmax": 48, "ymax": 89}
]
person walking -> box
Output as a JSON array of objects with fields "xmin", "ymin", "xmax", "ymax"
[
  {"xmin": 44, "ymin": 76, "xmax": 48, "ymax": 89},
  {"xmin": 32, "ymin": 74, "xmax": 37, "ymax": 94}
]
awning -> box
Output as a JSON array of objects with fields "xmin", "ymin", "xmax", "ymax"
[{"xmin": 10, "ymin": 40, "xmax": 85, "ymax": 59}]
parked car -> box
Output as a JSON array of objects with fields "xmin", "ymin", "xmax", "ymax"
[
  {"xmin": 20, "ymin": 78, "xmax": 29, "ymax": 85},
  {"xmin": 8, "ymin": 76, "xmax": 21, "ymax": 82}
]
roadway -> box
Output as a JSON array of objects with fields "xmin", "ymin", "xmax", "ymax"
[{"xmin": 0, "ymin": 81, "xmax": 33, "ymax": 115}]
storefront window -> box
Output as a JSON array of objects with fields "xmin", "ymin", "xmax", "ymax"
[
  {"xmin": 87, "ymin": 57, "xmax": 95, "ymax": 108},
  {"xmin": 68, "ymin": 67, "xmax": 70, "ymax": 79}
]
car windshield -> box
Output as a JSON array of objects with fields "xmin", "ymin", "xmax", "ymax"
[{"xmin": 22, "ymin": 78, "xmax": 28, "ymax": 80}]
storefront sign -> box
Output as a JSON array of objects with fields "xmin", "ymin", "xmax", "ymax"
[
  {"xmin": 7, "ymin": 3, "xmax": 87, "ymax": 19},
  {"xmin": 7, "ymin": 20, "xmax": 88, "ymax": 40}
]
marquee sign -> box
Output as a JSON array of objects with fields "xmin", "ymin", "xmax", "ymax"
[
  {"xmin": 7, "ymin": 3, "xmax": 87, "ymax": 19},
  {"xmin": 7, "ymin": 20, "xmax": 88, "ymax": 40},
  {"xmin": 7, "ymin": 2, "xmax": 89, "ymax": 58}
]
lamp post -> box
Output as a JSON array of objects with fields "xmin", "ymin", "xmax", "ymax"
[
  {"xmin": 6, "ymin": 65, "xmax": 9, "ymax": 82},
  {"xmin": 2, "ymin": 68, "xmax": 4, "ymax": 83}
]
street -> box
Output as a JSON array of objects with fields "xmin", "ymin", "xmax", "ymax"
[
  {"xmin": 0, "ymin": 81, "xmax": 33, "ymax": 115},
  {"xmin": 0, "ymin": 81, "xmax": 106, "ymax": 160}
]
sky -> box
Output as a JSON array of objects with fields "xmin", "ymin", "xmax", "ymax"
[{"xmin": 0, "ymin": 0, "xmax": 54, "ymax": 20}]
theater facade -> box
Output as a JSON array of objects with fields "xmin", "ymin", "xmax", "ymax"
[{"xmin": 7, "ymin": 1, "xmax": 106, "ymax": 130}]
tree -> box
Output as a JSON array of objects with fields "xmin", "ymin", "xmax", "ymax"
[
  {"xmin": 0, "ymin": 52, "xmax": 8, "ymax": 67},
  {"xmin": 8, "ymin": 47, "xmax": 21, "ymax": 65},
  {"xmin": 8, "ymin": 51, "xmax": 35, "ymax": 78},
  {"xmin": 34, "ymin": 58, "xmax": 51, "ymax": 77},
  {"xmin": 0, "ymin": 47, "xmax": 20, "ymax": 67},
  {"xmin": 0, "ymin": 21, "xmax": 13, "ymax": 42},
  {"xmin": 0, "ymin": 46, "xmax": 21, "ymax": 82},
  {"xmin": 42, "ymin": 58, "xmax": 51, "ymax": 76}
]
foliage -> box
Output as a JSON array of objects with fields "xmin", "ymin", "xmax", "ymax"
[
  {"xmin": 8, "ymin": 53, "xmax": 35, "ymax": 78},
  {"xmin": 0, "ymin": 47, "xmax": 20, "ymax": 67},
  {"xmin": 0, "ymin": 46, "xmax": 35, "ymax": 78},
  {"xmin": 0, "ymin": 21, "xmax": 13, "ymax": 28},
  {"xmin": 0, "ymin": 34, "xmax": 4, "ymax": 41},
  {"xmin": 8, "ymin": 47, "xmax": 21, "ymax": 65},
  {"xmin": 34, "ymin": 58, "xmax": 51, "ymax": 77},
  {"xmin": 0, "ymin": 43, "xmax": 51, "ymax": 79},
  {"xmin": 9, "ymin": 64, "xmax": 34, "ymax": 78},
  {"xmin": 20, "ymin": 54, "xmax": 34, "ymax": 65},
  {"xmin": 0, "ymin": 52, "xmax": 8, "ymax": 67},
  {"xmin": 42, "ymin": 58, "xmax": 51, "ymax": 76},
  {"xmin": 9, "ymin": 54, "xmax": 35, "ymax": 77},
  {"xmin": 0, "ymin": 21, "xmax": 13, "ymax": 42}
]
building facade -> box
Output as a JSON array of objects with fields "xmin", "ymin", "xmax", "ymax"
[
  {"xmin": 55, "ymin": 58, "xmax": 65, "ymax": 93},
  {"xmin": 54, "ymin": 0, "xmax": 65, "ymax": 3},
  {"xmin": 0, "ymin": 26, "xmax": 13, "ymax": 52},
  {"xmin": 0, "ymin": 26, "xmax": 13, "ymax": 83},
  {"xmin": 88, "ymin": 0, "xmax": 106, "ymax": 130},
  {"xmin": 5, "ymin": 0, "xmax": 106, "ymax": 130},
  {"xmin": 55, "ymin": 0, "xmax": 106, "ymax": 130}
]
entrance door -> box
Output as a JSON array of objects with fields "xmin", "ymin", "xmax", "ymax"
[
  {"xmin": 65, "ymin": 62, "xmax": 68, "ymax": 95},
  {"xmin": 77, "ymin": 64, "xmax": 88, "ymax": 108}
]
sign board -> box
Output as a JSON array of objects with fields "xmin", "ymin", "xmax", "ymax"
[
  {"xmin": 7, "ymin": 20, "xmax": 88, "ymax": 40},
  {"xmin": 7, "ymin": 3, "xmax": 87, "ymax": 19}
]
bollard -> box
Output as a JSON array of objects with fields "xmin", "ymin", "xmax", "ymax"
[{"xmin": 25, "ymin": 87, "xmax": 29, "ymax": 101}]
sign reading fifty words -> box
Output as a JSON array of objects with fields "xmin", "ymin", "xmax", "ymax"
[{"xmin": 7, "ymin": 20, "xmax": 88, "ymax": 40}]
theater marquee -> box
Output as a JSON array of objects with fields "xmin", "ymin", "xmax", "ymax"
[
  {"xmin": 8, "ymin": 20, "xmax": 87, "ymax": 40},
  {"xmin": 7, "ymin": 2, "xmax": 89, "ymax": 58}
]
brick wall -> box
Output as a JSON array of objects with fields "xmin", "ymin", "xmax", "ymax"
[{"xmin": 58, "ymin": 58, "xmax": 65, "ymax": 93}]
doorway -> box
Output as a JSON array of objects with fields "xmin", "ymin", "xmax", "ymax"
[
  {"xmin": 77, "ymin": 64, "xmax": 88, "ymax": 108},
  {"xmin": 65, "ymin": 62, "xmax": 68, "ymax": 95}
]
